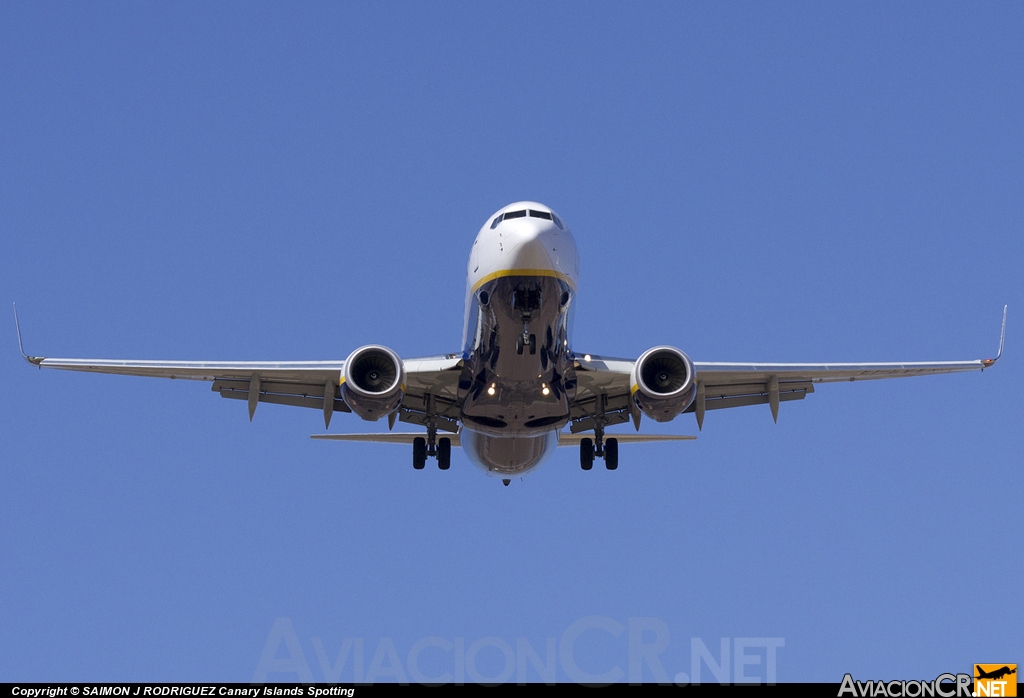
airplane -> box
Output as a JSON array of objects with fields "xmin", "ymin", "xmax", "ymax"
[
  {"xmin": 15, "ymin": 201, "xmax": 1007, "ymax": 486},
  {"xmin": 975, "ymin": 666, "xmax": 1016, "ymax": 681}
]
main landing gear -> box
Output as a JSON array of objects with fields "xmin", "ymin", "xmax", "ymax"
[
  {"xmin": 409, "ymin": 395, "xmax": 452, "ymax": 471},
  {"xmin": 579, "ymin": 426, "xmax": 618, "ymax": 471},
  {"xmin": 412, "ymin": 433, "xmax": 451, "ymax": 470}
]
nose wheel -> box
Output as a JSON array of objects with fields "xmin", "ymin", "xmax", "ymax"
[{"xmin": 516, "ymin": 333, "xmax": 536, "ymax": 355}]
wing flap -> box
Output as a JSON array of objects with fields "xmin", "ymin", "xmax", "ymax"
[
  {"xmin": 213, "ymin": 378, "xmax": 352, "ymax": 413},
  {"xmin": 692, "ymin": 388, "xmax": 809, "ymax": 412}
]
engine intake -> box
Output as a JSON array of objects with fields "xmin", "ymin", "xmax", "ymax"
[
  {"xmin": 631, "ymin": 346, "xmax": 696, "ymax": 422},
  {"xmin": 341, "ymin": 345, "xmax": 405, "ymax": 421}
]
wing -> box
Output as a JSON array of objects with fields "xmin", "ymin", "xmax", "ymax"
[
  {"xmin": 571, "ymin": 307, "xmax": 1006, "ymax": 432},
  {"xmin": 26, "ymin": 353, "xmax": 462, "ymax": 426},
  {"xmin": 16, "ymin": 304, "xmax": 463, "ymax": 428}
]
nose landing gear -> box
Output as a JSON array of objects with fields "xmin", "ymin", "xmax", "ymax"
[
  {"xmin": 513, "ymin": 287, "xmax": 540, "ymax": 357},
  {"xmin": 516, "ymin": 332, "xmax": 536, "ymax": 355}
]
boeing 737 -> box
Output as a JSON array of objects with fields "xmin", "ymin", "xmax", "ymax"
[{"xmin": 15, "ymin": 201, "xmax": 1006, "ymax": 485}]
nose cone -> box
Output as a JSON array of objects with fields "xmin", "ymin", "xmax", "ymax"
[
  {"xmin": 472, "ymin": 202, "xmax": 579, "ymax": 287},
  {"xmin": 504, "ymin": 219, "xmax": 558, "ymax": 270}
]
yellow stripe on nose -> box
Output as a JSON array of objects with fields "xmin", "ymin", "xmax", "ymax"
[{"xmin": 470, "ymin": 268, "xmax": 576, "ymax": 294}]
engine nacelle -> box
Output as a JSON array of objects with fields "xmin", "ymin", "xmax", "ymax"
[
  {"xmin": 630, "ymin": 346, "xmax": 697, "ymax": 423},
  {"xmin": 341, "ymin": 345, "xmax": 405, "ymax": 421}
]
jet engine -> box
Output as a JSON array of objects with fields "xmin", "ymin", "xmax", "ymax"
[
  {"xmin": 341, "ymin": 345, "xmax": 405, "ymax": 421},
  {"xmin": 630, "ymin": 346, "xmax": 697, "ymax": 422}
]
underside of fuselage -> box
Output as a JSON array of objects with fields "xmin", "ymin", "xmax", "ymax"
[
  {"xmin": 460, "ymin": 429, "xmax": 560, "ymax": 477},
  {"xmin": 459, "ymin": 273, "xmax": 578, "ymax": 477}
]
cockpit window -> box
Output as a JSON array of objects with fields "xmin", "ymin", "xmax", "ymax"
[{"xmin": 492, "ymin": 209, "xmax": 558, "ymax": 229}]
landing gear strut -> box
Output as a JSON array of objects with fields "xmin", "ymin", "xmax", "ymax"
[{"xmin": 514, "ymin": 289, "xmax": 539, "ymax": 356}]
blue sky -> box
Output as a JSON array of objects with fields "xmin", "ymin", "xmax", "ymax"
[{"xmin": 1, "ymin": 1, "xmax": 1021, "ymax": 683}]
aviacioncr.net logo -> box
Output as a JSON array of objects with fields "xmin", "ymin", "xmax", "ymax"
[{"xmin": 838, "ymin": 673, "xmax": 973, "ymax": 697}]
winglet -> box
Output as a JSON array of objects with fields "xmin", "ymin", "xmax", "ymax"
[
  {"xmin": 12, "ymin": 303, "xmax": 44, "ymax": 366},
  {"xmin": 982, "ymin": 305, "xmax": 1007, "ymax": 368}
]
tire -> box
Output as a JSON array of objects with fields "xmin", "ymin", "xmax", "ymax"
[
  {"xmin": 580, "ymin": 437, "xmax": 594, "ymax": 470},
  {"xmin": 437, "ymin": 437, "xmax": 451, "ymax": 470},
  {"xmin": 605, "ymin": 438, "xmax": 618, "ymax": 470},
  {"xmin": 413, "ymin": 437, "xmax": 427, "ymax": 470}
]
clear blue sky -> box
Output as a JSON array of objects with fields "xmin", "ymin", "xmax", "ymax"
[{"xmin": 1, "ymin": 1, "xmax": 1020, "ymax": 683}]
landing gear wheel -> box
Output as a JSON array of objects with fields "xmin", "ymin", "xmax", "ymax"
[
  {"xmin": 437, "ymin": 437, "xmax": 451, "ymax": 470},
  {"xmin": 412, "ymin": 437, "xmax": 426, "ymax": 470},
  {"xmin": 605, "ymin": 438, "xmax": 618, "ymax": 470},
  {"xmin": 580, "ymin": 437, "xmax": 594, "ymax": 470}
]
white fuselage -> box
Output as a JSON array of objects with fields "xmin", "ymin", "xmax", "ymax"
[{"xmin": 458, "ymin": 202, "xmax": 580, "ymax": 477}]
